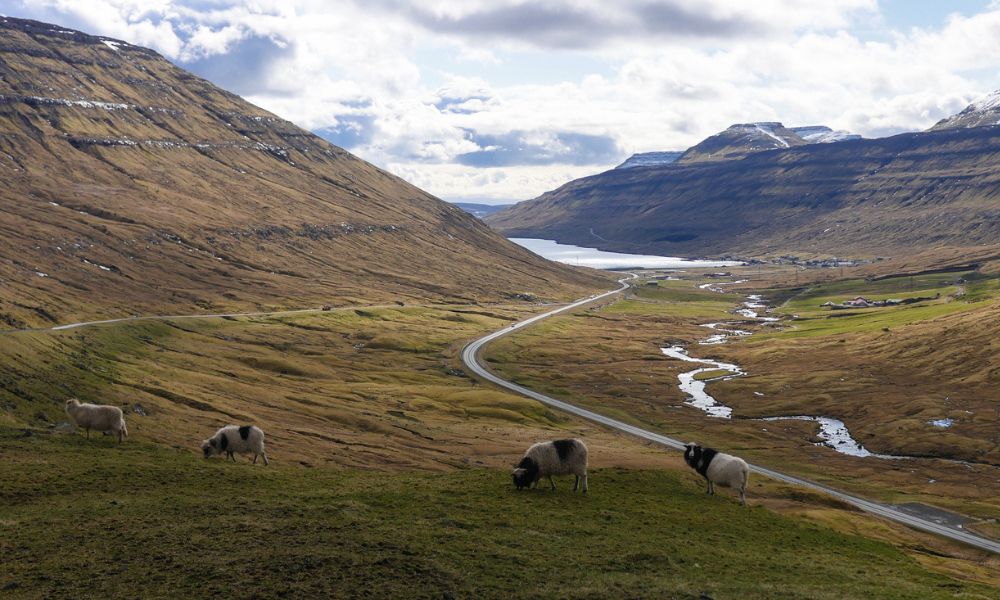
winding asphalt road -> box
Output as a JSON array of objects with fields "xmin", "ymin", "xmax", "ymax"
[{"xmin": 461, "ymin": 277, "xmax": 1000, "ymax": 555}]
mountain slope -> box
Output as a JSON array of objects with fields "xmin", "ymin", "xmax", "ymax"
[
  {"xmin": 790, "ymin": 125, "xmax": 862, "ymax": 143},
  {"xmin": 930, "ymin": 89, "xmax": 1000, "ymax": 131},
  {"xmin": 487, "ymin": 125, "xmax": 1000, "ymax": 259},
  {"xmin": 615, "ymin": 151, "xmax": 684, "ymax": 169},
  {"xmin": 616, "ymin": 126, "xmax": 858, "ymax": 171},
  {"xmin": 0, "ymin": 17, "xmax": 607, "ymax": 328},
  {"xmin": 676, "ymin": 122, "xmax": 809, "ymax": 163}
]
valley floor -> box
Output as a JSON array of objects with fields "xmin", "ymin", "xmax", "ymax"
[{"xmin": 1, "ymin": 278, "xmax": 998, "ymax": 597}]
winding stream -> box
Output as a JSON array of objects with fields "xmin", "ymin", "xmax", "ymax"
[
  {"xmin": 660, "ymin": 345, "xmax": 741, "ymax": 418},
  {"xmin": 663, "ymin": 288, "xmax": 904, "ymax": 459}
]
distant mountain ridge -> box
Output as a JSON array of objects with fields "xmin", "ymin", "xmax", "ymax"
[
  {"xmin": 452, "ymin": 202, "xmax": 514, "ymax": 218},
  {"xmin": 676, "ymin": 122, "xmax": 808, "ymax": 163},
  {"xmin": 487, "ymin": 103, "xmax": 1000, "ymax": 258},
  {"xmin": 615, "ymin": 151, "xmax": 684, "ymax": 169},
  {"xmin": 930, "ymin": 90, "xmax": 1000, "ymax": 131},
  {"xmin": 0, "ymin": 16, "xmax": 606, "ymax": 327},
  {"xmin": 614, "ymin": 126, "xmax": 860, "ymax": 171},
  {"xmin": 790, "ymin": 125, "xmax": 862, "ymax": 144}
]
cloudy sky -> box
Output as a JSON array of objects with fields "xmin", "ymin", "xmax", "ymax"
[{"xmin": 3, "ymin": 1, "xmax": 1000, "ymax": 204}]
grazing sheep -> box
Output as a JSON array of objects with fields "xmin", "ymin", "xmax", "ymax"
[
  {"xmin": 64, "ymin": 398, "xmax": 128, "ymax": 442},
  {"xmin": 201, "ymin": 425, "xmax": 269, "ymax": 465},
  {"xmin": 512, "ymin": 439, "xmax": 588, "ymax": 493},
  {"xmin": 683, "ymin": 443, "xmax": 749, "ymax": 506}
]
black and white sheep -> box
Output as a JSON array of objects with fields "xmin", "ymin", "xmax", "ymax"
[
  {"xmin": 683, "ymin": 443, "xmax": 749, "ymax": 506},
  {"xmin": 201, "ymin": 425, "xmax": 269, "ymax": 465},
  {"xmin": 512, "ymin": 439, "xmax": 588, "ymax": 493},
  {"xmin": 64, "ymin": 398, "xmax": 128, "ymax": 442}
]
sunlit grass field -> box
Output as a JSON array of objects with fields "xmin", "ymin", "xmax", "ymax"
[
  {"xmin": 3, "ymin": 431, "xmax": 994, "ymax": 599},
  {"xmin": 2, "ymin": 277, "xmax": 998, "ymax": 597}
]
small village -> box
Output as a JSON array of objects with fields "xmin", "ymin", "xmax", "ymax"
[{"xmin": 822, "ymin": 294, "xmax": 939, "ymax": 309}]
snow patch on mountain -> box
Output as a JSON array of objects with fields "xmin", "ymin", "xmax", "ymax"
[
  {"xmin": 615, "ymin": 151, "xmax": 684, "ymax": 169},
  {"xmin": 790, "ymin": 125, "xmax": 861, "ymax": 143},
  {"xmin": 753, "ymin": 123, "xmax": 790, "ymax": 148},
  {"xmin": 930, "ymin": 89, "xmax": 1000, "ymax": 131}
]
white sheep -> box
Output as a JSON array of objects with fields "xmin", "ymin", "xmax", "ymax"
[
  {"xmin": 64, "ymin": 398, "xmax": 128, "ymax": 442},
  {"xmin": 683, "ymin": 442, "xmax": 749, "ymax": 506},
  {"xmin": 512, "ymin": 439, "xmax": 588, "ymax": 493},
  {"xmin": 201, "ymin": 425, "xmax": 269, "ymax": 465}
]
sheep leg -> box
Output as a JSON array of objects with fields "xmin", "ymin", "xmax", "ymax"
[
  {"xmin": 253, "ymin": 454, "xmax": 258, "ymax": 465},
  {"xmin": 228, "ymin": 452, "xmax": 236, "ymax": 462},
  {"xmin": 548, "ymin": 475, "xmax": 556, "ymax": 491},
  {"xmin": 574, "ymin": 475, "xmax": 580, "ymax": 492},
  {"xmin": 581, "ymin": 474, "xmax": 588, "ymax": 494},
  {"xmin": 262, "ymin": 453, "xmax": 269, "ymax": 466},
  {"xmin": 85, "ymin": 428, "xmax": 90, "ymax": 439},
  {"xmin": 706, "ymin": 480, "xmax": 715, "ymax": 495},
  {"xmin": 739, "ymin": 488, "xmax": 746, "ymax": 506}
]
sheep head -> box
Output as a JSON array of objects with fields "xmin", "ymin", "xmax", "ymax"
[
  {"xmin": 201, "ymin": 438, "xmax": 218, "ymax": 458},
  {"xmin": 511, "ymin": 457, "xmax": 539, "ymax": 490}
]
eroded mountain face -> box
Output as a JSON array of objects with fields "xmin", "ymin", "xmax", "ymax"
[
  {"xmin": 488, "ymin": 117, "xmax": 1000, "ymax": 260},
  {"xmin": 0, "ymin": 17, "xmax": 606, "ymax": 327}
]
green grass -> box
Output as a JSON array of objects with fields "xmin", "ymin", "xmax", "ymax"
[
  {"xmin": 779, "ymin": 272, "xmax": 970, "ymax": 304},
  {"xmin": 2, "ymin": 429, "xmax": 991, "ymax": 599},
  {"xmin": 765, "ymin": 300, "xmax": 981, "ymax": 339},
  {"xmin": 763, "ymin": 271, "xmax": 996, "ymax": 339}
]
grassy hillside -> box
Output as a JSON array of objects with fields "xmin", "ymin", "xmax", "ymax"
[
  {"xmin": 0, "ymin": 304, "xmax": 644, "ymax": 468},
  {"xmin": 1, "ymin": 289, "xmax": 997, "ymax": 597},
  {"xmin": 0, "ymin": 17, "xmax": 607, "ymax": 328},
  {"xmin": 4, "ymin": 431, "xmax": 996, "ymax": 599}
]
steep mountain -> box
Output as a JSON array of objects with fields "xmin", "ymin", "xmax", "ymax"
[
  {"xmin": 676, "ymin": 122, "xmax": 809, "ymax": 163},
  {"xmin": 617, "ymin": 126, "xmax": 858, "ymax": 171},
  {"xmin": 487, "ymin": 124, "xmax": 1000, "ymax": 259},
  {"xmin": 790, "ymin": 125, "xmax": 862, "ymax": 143},
  {"xmin": 452, "ymin": 202, "xmax": 513, "ymax": 218},
  {"xmin": 615, "ymin": 151, "xmax": 684, "ymax": 169},
  {"xmin": 0, "ymin": 17, "xmax": 607, "ymax": 328},
  {"xmin": 930, "ymin": 89, "xmax": 1000, "ymax": 131}
]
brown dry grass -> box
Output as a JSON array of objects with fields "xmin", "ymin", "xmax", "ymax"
[{"xmin": 0, "ymin": 304, "xmax": 673, "ymax": 472}]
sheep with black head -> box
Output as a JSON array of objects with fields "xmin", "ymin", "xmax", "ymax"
[
  {"xmin": 512, "ymin": 439, "xmax": 588, "ymax": 493},
  {"xmin": 201, "ymin": 425, "xmax": 269, "ymax": 465},
  {"xmin": 683, "ymin": 442, "xmax": 748, "ymax": 506}
]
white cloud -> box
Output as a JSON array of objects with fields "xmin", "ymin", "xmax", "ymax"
[{"xmin": 4, "ymin": 1, "xmax": 1000, "ymax": 203}]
